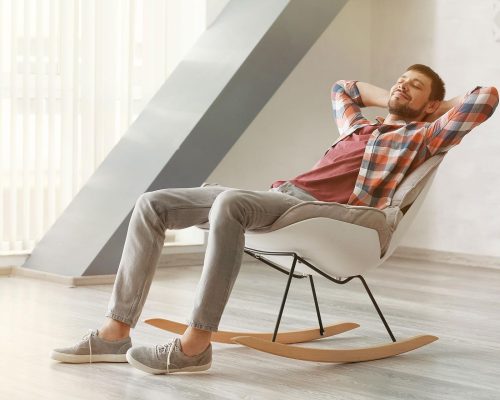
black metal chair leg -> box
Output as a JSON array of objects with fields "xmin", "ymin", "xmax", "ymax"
[
  {"xmin": 308, "ymin": 275, "xmax": 325, "ymax": 336},
  {"xmin": 272, "ymin": 255, "xmax": 298, "ymax": 342},
  {"xmin": 357, "ymin": 275, "xmax": 396, "ymax": 342},
  {"xmin": 245, "ymin": 247, "xmax": 397, "ymax": 343}
]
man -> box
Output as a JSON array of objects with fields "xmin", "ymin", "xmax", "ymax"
[{"xmin": 51, "ymin": 64, "xmax": 498, "ymax": 374}]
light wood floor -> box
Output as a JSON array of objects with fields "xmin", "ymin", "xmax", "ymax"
[{"xmin": 1, "ymin": 257, "xmax": 500, "ymax": 400}]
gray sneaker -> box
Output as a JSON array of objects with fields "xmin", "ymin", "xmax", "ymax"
[
  {"xmin": 126, "ymin": 338, "xmax": 211, "ymax": 374},
  {"xmin": 51, "ymin": 329, "xmax": 132, "ymax": 363}
]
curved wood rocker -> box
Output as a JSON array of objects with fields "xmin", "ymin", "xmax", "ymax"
[
  {"xmin": 144, "ymin": 318, "xmax": 360, "ymax": 344},
  {"xmin": 231, "ymin": 334, "xmax": 439, "ymax": 363}
]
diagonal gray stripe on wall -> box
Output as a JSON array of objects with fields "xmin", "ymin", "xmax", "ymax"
[{"xmin": 23, "ymin": 0, "xmax": 347, "ymax": 276}]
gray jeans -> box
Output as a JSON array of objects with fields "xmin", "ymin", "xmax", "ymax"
[{"xmin": 106, "ymin": 182, "xmax": 316, "ymax": 332}]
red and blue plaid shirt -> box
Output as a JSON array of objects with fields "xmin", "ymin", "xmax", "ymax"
[{"xmin": 332, "ymin": 80, "xmax": 499, "ymax": 209}]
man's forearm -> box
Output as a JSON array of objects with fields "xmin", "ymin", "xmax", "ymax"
[{"xmin": 356, "ymin": 82, "xmax": 390, "ymax": 108}]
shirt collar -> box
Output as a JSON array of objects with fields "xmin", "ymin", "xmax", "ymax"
[{"xmin": 375, "ymin": 116, "xmax": 407, "ymax": 126}]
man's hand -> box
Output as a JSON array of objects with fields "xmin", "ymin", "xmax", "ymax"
[{"xmin": 356, "ymin": 82, "xmax": 390, "ymax": 108}]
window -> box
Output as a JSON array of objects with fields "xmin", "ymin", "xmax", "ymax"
[{"xmin": 0, "ymin": 0, "xmax": 207, "ymax": 254}]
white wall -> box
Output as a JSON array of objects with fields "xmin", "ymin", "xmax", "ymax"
[
  {"xmin": 372, "ymin": 0, "xmax": 500, "ymax": 257},
  {"xmin": 207, "ymin": 0, "xmax": 500, "ymax": 259}
]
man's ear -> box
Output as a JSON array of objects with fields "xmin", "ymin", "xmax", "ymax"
[
  {"xmin": 423, "ymin": 100, "xmax": 443, "ymax": 122},
  {"xmin": 425, "ymin": 100, "xmax": 440, "ymax": 114}
]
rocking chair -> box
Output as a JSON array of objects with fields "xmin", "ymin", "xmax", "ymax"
[{"xmin": 146, "ymin": 153, "xmax": 445, "ymax": 363}]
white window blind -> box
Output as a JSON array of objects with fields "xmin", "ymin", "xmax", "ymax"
[{"xmin": 0, "ymin": 0, "xmax": 207, "ymax": 255}]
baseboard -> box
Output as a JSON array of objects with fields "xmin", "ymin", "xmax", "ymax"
[
  {"xmin": 13, "ymin": 266, "xmax": 76, "ymax": 285},
  {"xmin": 6, "ymin": 249, "xmax": 256, "ymax": 286},
  {"xmin": 391, "ymin": 246, "xmax": 500, "ymax": 270},
  {"xmin": 9, "ymin": 253, "xmax": 206, "ymax": 286},
  {"xmin": 0, "ymin": 266, "xmax": 13, "ymax": 276}
]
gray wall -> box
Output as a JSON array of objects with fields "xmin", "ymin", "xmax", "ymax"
[{"xmin": 207, "ymin": 0, "xmax": 500, "ymax": 259}]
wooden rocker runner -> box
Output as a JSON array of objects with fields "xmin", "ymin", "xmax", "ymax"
[{"xmin": 146, "ymin": 154, "xmax": 445, "ymax": 363}]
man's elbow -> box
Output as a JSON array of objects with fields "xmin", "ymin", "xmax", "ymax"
[
  {"xmin": 473, "ymin": 86, "xmax": 499, "ymax": 118},
  {"xmin": 486, "ymin": 86, "xmax": 499, "ymax": 116},
  {"xmin": 490, "ymin": 86, "xmax": 499, "ymax": 107},
  {"xmin": 331, "ymin": 80, "xmax": 347, "ymax": 94}
]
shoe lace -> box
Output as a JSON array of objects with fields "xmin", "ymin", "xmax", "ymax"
[
  {"xmin": 156, "ymin": 338, "xmax": 177, "ymax": 374},
  {"xmin": 81, "ymin": 329, "xmax": 98, "ymax": 364}
]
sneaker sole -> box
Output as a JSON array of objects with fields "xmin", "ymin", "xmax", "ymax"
[
  {"xmin": 50, "ymin": 350, "xmax": 128, "ymax": 363},
  {"xmin": 125, "ymin": 351, "xmax": 211, "ymax": 374}
]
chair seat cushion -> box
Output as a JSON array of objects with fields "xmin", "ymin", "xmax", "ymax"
[{"xmin": 246, "ymin": 201, "xmax": 398, "ymax": 255}]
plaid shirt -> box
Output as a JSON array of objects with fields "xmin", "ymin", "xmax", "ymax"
[{"xmin": 332, "ymin": 80, "xmax": 499, "ymax": 209}]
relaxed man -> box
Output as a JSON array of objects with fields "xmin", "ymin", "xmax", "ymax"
[{"xmin": 51, "ymin": 64, "xmax": 498, "ymax": 374}]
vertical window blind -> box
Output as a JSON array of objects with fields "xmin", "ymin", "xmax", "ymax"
[{"xmin": 0, "ymin": 0, "xmax": 207, "ymax": 255}]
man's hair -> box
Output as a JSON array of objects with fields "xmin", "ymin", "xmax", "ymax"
[{"xmin": 406, "ymin": 64, "xmax": 445, "ymax": 101}]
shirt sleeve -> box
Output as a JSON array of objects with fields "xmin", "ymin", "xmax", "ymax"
[
  {"xmin": 425, "ymin": 86, "xmax": 499, "ymax": 155},
  {"xmin": 331, "ymin": 80, "xmax": 371, "ymax": 137}
]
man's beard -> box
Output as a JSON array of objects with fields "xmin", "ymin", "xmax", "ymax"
[{"xmin": 388, "ymin": 98, "xmax": 426, "ymax": 120}]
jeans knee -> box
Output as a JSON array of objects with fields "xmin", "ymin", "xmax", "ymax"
[
  {"xmin": 134, "ymin": 190, "xmax": 170, "ymax": 223},
  {"xmin": 136, "ymin": 191, "xmax": 156, "ymax": 209},
  {"xmin": 209, "ymin": 190, "xmax": 247, "ymax": 224}
]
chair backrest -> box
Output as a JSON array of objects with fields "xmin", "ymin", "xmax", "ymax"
[
  {"xmin": 391, "ymin": 153, "xmax": 446, "ymax": 212},
  {"xmin": 381, "ymin": 153, "xmax": 446, "ymax": 260}
]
